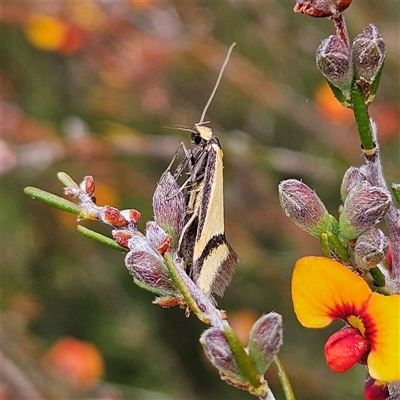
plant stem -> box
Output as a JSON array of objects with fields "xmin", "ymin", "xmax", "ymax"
[
  {"xmin": 351, "ymin": 82, "xmax": 375, "ymax": 153},
  {"xmin": 163, "ymin": 252, "xmax": 210, "ymax": 323},
  {"xmin": 331, "ymin": 13, "xmax": 350, "ymax": 48},
  {"xmin": 274, "ymin": 356, "xmax": 296, "ymax": 400},
  {"xmin": 223, "ymin": 322, "xmax": 262, "ymax": 390}
]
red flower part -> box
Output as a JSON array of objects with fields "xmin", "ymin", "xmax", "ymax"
[
  {"xmin": 103, "ymin": 205, "xmax": 128, "ymax": 227},
  {"xmin": 324, "ymin": 326, "xmax": 370, "ymax": 373},
  {"xmin": 294, "ymin": 0, "xmax": 352, "ymax": 18},
  {"xmin": 386, "ymin": 242, "xmax": 392, "ymax": 272},
  {"xmin": 112, "ymin": 230, "xmax": 132, "ymax": 248},
  {"xmin": 80, "ymin": 175, "xmax": 95, "ymax": 196},
  {"xmin": 364, "ymin": 375, "xmax": 389, "ymax": 400}
]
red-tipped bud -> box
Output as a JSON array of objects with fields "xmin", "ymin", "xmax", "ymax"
[
  {"xmin": 64, "ymin": 186, "xmax": 80, "ymax": 198},
  {"xmin": 294, "ymin": 0, "xmax": 352, "ymax": 18},
  {"xmin": 352, "ymin": 24, "xmax": 385, "ymax": 83},
  {"xmin": 247, "ymin": 312, "xmax": 283, "ymax": 375},
  {"xmin": 324, "ymin": 327, "xmax": 370, "ymax": 373},
  {"xmin": 102, "ymin": 205, "xmax": 128, "ymax": 227},
  {"xmin": 279, "ymin": 179, "xmax": 333, "ymax": 238},
  {"xmin": 364, "ymin": 375, "xmax": 389, "ymax": 400},
  {"xmin": 112, "ymin": 230, "xmax": 133, "ymax": 249},
  {"xmin": 146, "ymin": 221, "xmax": 169, "ymax": 252},
  {"xmin": 340, "ymin": 166, "xmax": 368, "ymax": 202},
  {"xmin": 316, "ymin": 35, "xmax": 352, "ymax": 98},
  {"xmin": 354, "ymin": 228, "xmax": 389, "ymax": 270},
  {"xmin": 339, "ymin": 183, "xmax": 391, "ymax": 243},
  {"xmin": 120, "ymin": 209, "xmax": 142, "ymax": 225},
  {"xmin": 158, "ymin": 237, "xmax": 171, "ymax": 256},
  {"xmin": 80, "ymin": 175, "xmax": 95, "ymax": 197}
]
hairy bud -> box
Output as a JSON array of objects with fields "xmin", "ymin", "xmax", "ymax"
[
  {"xmin": 125, "ymin": 234, "xmax": 179, "ymax": 296},
  {"xmin": 354, "ymin": 228, "xmax": 389, "ymax": 270},
  {"xmin": 352, "ymin": 24, "xmax": 386, "ymax": 83},
  {"xmin": 248, "ymin": 313, "xmax": 283, "ymax": 375},
  {"xmin": 339, "ymin": 183, "xmax": 391, "ymax": 243},
  {"xmin": 200, "ymin": 328, "xmax": 246, "ymax": 384},
  {"xmin": 146, "ymin": 221, "xmax": 171, "ymax": 254},
  {"xmin": 316, "ymin": 35, "xmax": 352, "ymax": 98},
  {"xmin": 152, "ymin": 172, "xmax": 185, "ymax": 248},
  {"xmin": 279, "ymin": 179, "xmax": 333, "ymax": 238},
  {"xmin": 340, "ymin": 166, "xmax": 368, "ymax": 202}
]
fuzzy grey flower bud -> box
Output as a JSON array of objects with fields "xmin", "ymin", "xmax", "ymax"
[
  {"xmin": 340, "ymin": 166, "xmax": 368, "ymax": 202},
  {"xmin": 294, "ymin": 0, "xmax": 352, "ymax": 18},
  {"xmin": 339, "ymin": 183, "xmax": 391, "ymax": 243},
  {"xmin": 146, "ymin": 221, "xmax": 170, "ymax": 253},
  {"xmin": 152, "ymin": 172, "xmax": 185, "ymax": 249},
  {"xmin": 125, "ymin": 233, "xmax": 179, "ymax": 296},
  {"xmin": 248, "ymin": 313, "xmax": 283, "ymax": 375},
  {"xmin": 279, "ymin": 179, "xmax": 333, "ymax": 238},
  {"xmin": 316, "ymin": 35, "xmax": 352, "ymax": 98},
  {"xmin": 354, "ymin": 228, "xmax": 389, "ymax": 270},
  {"xmin": 200, "ymin": 328, "xmax": 246, "ymax": 384},
  {"xmin": 352, "ymin": 24, "xmax": 385, "ymax": 83}
]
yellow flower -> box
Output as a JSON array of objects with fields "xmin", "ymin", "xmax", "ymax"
[{"xmin": 292, "ymin": 256, "xmax": 400, "ymax": 381}]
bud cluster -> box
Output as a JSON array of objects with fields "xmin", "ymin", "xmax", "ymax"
[
  {"xmin": 63, "ymin": 172, "xmax": 186, "ymax": 299},
  {"xmin": 315, "ymin": 22, "xmax": 385, "ymax": 102},
  {"xmin": 279, "ymin": 170, "xmax": 391, "ymax": 271},
  {"xmin": 200, "ymin": 313, "xmax": 283, "ymax": 392}
]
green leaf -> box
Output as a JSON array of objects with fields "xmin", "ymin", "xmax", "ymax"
[
  {"xmin": 367, "ymin": 60, "xmax": 384, "ymax": 104},
  {"xmin": 24, "ymin": 186, "xmax": 81, "ymax": 215},
  {"xmin": 77, "ymin": 225, "xmax": 127, "ymax": 252}
]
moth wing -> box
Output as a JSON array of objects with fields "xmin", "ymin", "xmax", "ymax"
[{"xmin": 192, "ymin": 141, "xmax": 238, "ymax": 297}]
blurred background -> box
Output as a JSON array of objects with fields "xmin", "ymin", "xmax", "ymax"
[{"xmin": 1, "ymin": 1, "xmax": 399, "ymax": 399}]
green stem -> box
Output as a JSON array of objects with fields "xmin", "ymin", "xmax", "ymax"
[
  {"xmin": 163, "ymin": 252, "xmax": 208, "ymax": 323},
  {"xmin": 391, "ymin": 183, "xmax": 400, "ymax": 206},
  {"xmin": 327, "ymin": 231, "xmax": 349, "ymax": 262},
  {"xmin": 223, "ymin": 323, "xmax": 262, "ymax": 392},
  {"xmin": 273, "ymin": 356, "xmax": 296, "ymax": 400},
  {"xmin": 24, "ymin": 186, "xmax": 82, "ymax": 215},
  {"xmin": 77, "ymin": 225, "xmax": 127, "ymax": 252},
  {"xmin": 320, "ymin": 233, "xmax": 331, "ymax": 258},
  {"xmin": 351, "ymin": 82, "xmax": 374, "ymax": 153},
  {"xmin": 369, "ymin": 266, "xmax": 385, "ymax": 288}
]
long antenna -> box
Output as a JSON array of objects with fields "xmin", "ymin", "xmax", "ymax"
[{"xmin": 199, "ymin": 42, "xmax": 236, "ymax": 124}]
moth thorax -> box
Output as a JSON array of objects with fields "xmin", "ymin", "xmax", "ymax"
[{"xmin": 194, "ymin": 125, "xmax": 213, "ymax": 143}]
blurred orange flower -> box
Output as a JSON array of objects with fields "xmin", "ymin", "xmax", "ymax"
[
  {"xmin": 314, "ymin": 81, "xmax": 353, "ymax": 125},
  {"xmin": 44, "ymin": 337, "xmax": 105, "ymax": 388}
]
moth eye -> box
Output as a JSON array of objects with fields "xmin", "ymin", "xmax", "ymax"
[{"xmin": 192, "ymin": 132, "xmax": 202, "ymax": 145}]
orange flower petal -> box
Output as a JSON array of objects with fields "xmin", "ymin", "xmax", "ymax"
[
  {"xmin": 292, "ymin": 256, "xmax": 372, "ymax": 328},
  {"xmin": 365, "ymin": 293, "xmax": 400, "ymax": 381}
]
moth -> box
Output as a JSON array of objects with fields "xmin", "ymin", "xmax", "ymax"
[{"xmin": 171, "ymin": 43, "xmax": 239, "ymax": 299}]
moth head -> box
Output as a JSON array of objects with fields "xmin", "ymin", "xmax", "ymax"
[{"xmin": 192, "ymin": 124, "xmax": 213, "ymax": 145}]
